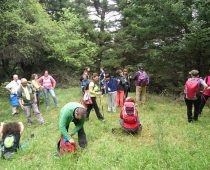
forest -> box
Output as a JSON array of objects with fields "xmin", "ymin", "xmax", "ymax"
[{"xmin": 1, "ymin": 0, "xmax": 210, "ymax": 93}]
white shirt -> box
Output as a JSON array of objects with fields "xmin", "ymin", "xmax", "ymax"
[{"xmin": 5, "ymin": 80, "xmax": 21, "ymax": 94}]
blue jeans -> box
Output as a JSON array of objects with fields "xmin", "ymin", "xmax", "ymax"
[{"xmin": 43, "ymin": 89, "xmax": 58, "ymax": 107}]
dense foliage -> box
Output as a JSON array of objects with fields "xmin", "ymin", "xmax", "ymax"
[{"xmin": 1, "ymin": 0, "xmax": 210, "ymax": 93}]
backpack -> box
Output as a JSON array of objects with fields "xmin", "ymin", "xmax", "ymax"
[
  {"xmin": 122, "ymin": 102, "xmax": 138, "ymax": 124},
  {"xmin": 205, "ymin": 76, "xmax": 210, "ymax": 86},
  {"xmin": 1, "ymin": 134, "xmax": 19, "ymax": 160},
  {"xmin": 185, "ymin": 78, "xmax": 200, "ymax": 100},
  {"xmin": 137, "ymin": 71, "xmax": 148, "ymax": 87},
  {"xmin": 58, "ymin": 137, "xmax": 76, "ymax": 155}
]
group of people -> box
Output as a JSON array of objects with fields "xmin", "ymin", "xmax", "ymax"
[
  {"xmin": 3, "ymin": 66, "xmax": 210, "ymax": 159},
  {"xmin": 80, "ymin": 65, "xmax": 149, "ymax": 115},
  {"xmin": 5, "ymin": 71, "xmax": 58, "ymax": 126},
  {"xmin": 184, "ymin": 69, "xmax": 210, "ymax": 122}
]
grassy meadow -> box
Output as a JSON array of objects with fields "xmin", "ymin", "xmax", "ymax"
[{"xmin": 0, "ymin": 87, "xmax": 210, "ymax": 170}]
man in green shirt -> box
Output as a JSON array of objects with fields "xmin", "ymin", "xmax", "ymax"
[{"xmin": 59, "ymin": 102, "xmax": 87, "ymax": 148}]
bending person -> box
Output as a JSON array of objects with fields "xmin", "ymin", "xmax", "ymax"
[{"xmin": 58, "ymin": 102, "xmax": 87, "ymax": 150}]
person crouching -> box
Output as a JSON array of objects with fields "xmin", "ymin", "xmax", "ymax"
[
  {"xmin": 0, "ymin": 122, "xmax": 24, "ymax": 159},
  {"xmin": 119, "ymin": 97, "xmax": 142, "ymax": 134}
]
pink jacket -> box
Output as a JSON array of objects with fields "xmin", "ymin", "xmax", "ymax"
[{"xmin": 38, "ymin": 75, "xmax": 56, "ymax": 89}]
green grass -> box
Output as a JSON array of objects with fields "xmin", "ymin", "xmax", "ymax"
[{"xmin": 1, "ymin": 87, "xmax": 210, "ymax": 170}]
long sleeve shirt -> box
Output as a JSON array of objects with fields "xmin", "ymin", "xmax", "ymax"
[{"xmin": 59, "ymin": 102, "xmax": 85, "ymax": 141}]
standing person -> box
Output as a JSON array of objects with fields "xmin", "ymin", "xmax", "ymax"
[
  {"xmin": 18, "ymin": 78, "xmax": 44, "ymax": 126},
  {"xmin": 123, "ymin": 69, "xmax": 131, "ymax": 99},
  {"xmin": 99, "ymin": 67, "xmax": 106, "ymax": 95},
  {"xmin": 86, "ymin": 73, "xmax": 104, "ymax": 121},
  {"xmin": 58, "ymin": 102, "xmax": 87, "ymax": 151},
  {"xmin": 5, "ymin": 74, "xmax": 21, "ymax": 115},
  {"xmin": 0, "ymin": 122, "xmax": 24, "ymax": 159},
  {"xmin": 31, "ymin": 74, "xmax": 43, "ymax": 107},
  {"xmin": 116, "ymin": 69, "xmax": 126, "ymax": 107},
  {"xmin": 38, "ymin": 71, "xmax": 58, "ymax": 109},
  {"xmin": 105, "ymin": 73, "xmax": 118, "ymax": 112},
  {"xmin": 133, "ymin": 64, "xmax": 149, "ymax": 104},
  {"xmin": 80, "ymin": 74, "xmax": 89, "ymax": 96},
  {"xmin": 184, "ymin": 70, "xmax": 208, "ymax": 122},
  {"xmin": 199, "ymin": 70, "xmax": 210, "ymax": 115}
]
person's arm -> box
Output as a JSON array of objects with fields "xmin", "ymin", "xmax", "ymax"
[
  {"xmin": 37, "ymin": 76, "xmax": 43, "ymax": 83},
  {"xmin": 17, "ymin": 89, "xmax": 24, "ymax": 110},
  {"xmin": 71, "ymin": 119, "xmax": 85, "ymax": 135},
  {"xmin": 50, "ymin": 76, "xmax": 56, "ymax": 88},
  {"xmin": 5, "ymin": 82, "xmax": 12, "ymax": 93},
  {"xmin": 59, "ymin": 112, "xmax": 73, "ymax": 141},
  {"xmin": 133, "ymin": 72, "xmax": 139, "ymax": 80},
  {"xmin": 120, "ymin": 107, "xmax": 123, "ymax": 119}
]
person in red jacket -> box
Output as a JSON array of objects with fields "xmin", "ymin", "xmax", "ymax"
[{"xmin": 120, "ymin": 97, "xmax": 142, "ymax": 133}]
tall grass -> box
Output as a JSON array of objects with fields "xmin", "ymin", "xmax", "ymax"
[{"xmin": 0, "ymin": 88, "xmax": 210, "ymax": 170}]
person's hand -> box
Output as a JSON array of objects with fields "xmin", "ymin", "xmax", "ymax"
[
  {"xmin": 69, "ymin": 139, "xmax": 75, "ymax": 144},
  {"xmin": 97, "ymin": 91, "xmax": 102, "ymax": 95},
  {"xmin": 20, "ymin": 104, "xmax": 25, "ymax": 110},
  {"xmin": 69, "ymin": 132, "xmax": 73, "ymax": 136}
]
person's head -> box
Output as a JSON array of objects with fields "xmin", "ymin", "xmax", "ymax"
[
  {"xmin": 31, "ymin": 73, "xmax": 38, "ymax": 80},
  {"xmin": 92, "ymin": 73, "xmax": 99, "ymax": 82},
  {"xmin": 44, "ymin": 70, "xmax": 49, "ymax": 77},
  {"xmin": 125, "ymin": 97, "xmax": 135, "ymax": 103},
  {"xmin": 13, "ymin": 74, "xmax": 18, "ymax": 81},
  {"xmin": 138, "ymin": 63, "xmax": 144, "ymax": 71},
  {"xmin": 74, "ymin": 107, "xmax": 87, "ymax": 119},
  {"xmin": 105, "ymin": 73, "xmax": 111, "ymax": 81},
  {"xmin": 21, "ymin": 78, "xmax": 28, "ymax": 87},
  {"xmin": 189, "ymin": 70, "xmax": 199, "ymax": 78},
  {"xmin": 123, "ymin": 69, "xmax": 128, "ymax": 76},
  {"xmin": 116, "ymin": 69, "xmax": 123, "ymax": 76},
  {"xmin": 100, "ymin": 67, "xmax": 104, "ymax": 72},
  {"xmin": 0, "ymin": 122, "xmax": 24, "ymax": 139},
  {"xmin": 85, "ymin": 67, "xmax": 90, "ymax": 72}
]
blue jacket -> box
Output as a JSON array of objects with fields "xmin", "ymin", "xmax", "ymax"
[
  {"xmin": 81, "ymin": 80, "xmax": 89, "ymax": 89},
  {"xmin": 106, "ymin": 78, "xmax": 118, "ymax": 93}
]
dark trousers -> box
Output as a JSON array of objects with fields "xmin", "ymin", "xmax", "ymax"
[
  {"xmin": 87, "ymin": 97, "xmax": 104, "ymax": 120},
  {"xmin": 185, "ymin": 97, "xmax": 201, "ymax": 122},
  {"xmin": 124, "ymin": 86, "xmax": 129, "ymax": 99},
  {"xmin": 199, "ymin": 94, "xmax": 209, "ymax": 115},
  {"xmin": 66, "ymin": 119, "xmax": 87, "ymax": 148}
]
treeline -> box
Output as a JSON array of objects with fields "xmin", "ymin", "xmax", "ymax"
[{"xmin": 1, "ymin": 0, "xmax": 210, "ymax": 93}]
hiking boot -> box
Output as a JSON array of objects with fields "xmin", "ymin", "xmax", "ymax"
[
  {"xmin": 188, "ymin": 119, "xmax": 193, "ymax": 123},
  {"xmin": 99, "ymin": 118, "xmax": 105, "ymax": 122}
]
